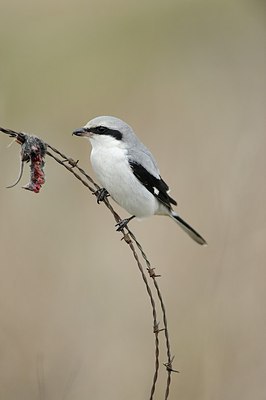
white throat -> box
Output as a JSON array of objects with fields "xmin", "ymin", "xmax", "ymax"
[{"xmin": 89, "ymin": 134, "xmax": 126, "ymax": 151}]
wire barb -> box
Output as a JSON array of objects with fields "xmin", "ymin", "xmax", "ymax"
[
  {"xmin": 147, "ymin": 268, "xmax": 161, "ymax": 278},
  {"xmin": 163, "ymin": 356, "xmax": 179, "ymax": 373},
  {"xmin": 62, "ymin": 157, "xmax": 79, "ymax": 168}
]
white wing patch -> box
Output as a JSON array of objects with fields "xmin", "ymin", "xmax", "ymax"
[{"xmin": 153, "ymin": 187, "xmax": 159, "ymax": 195}]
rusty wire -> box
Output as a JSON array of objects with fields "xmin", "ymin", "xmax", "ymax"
[{"xmin": 0, "ymin": 126, "xmax": 177, "ymax": 399}]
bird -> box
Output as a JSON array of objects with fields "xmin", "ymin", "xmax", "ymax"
[{"xmin": 73, "ymin": 116, "xmax": 206, "ymax": 245}]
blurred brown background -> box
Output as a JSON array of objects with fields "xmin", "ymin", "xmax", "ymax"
[{"xmin": 0, "ymin": 1, "xmax": 265, "ymax": 399}]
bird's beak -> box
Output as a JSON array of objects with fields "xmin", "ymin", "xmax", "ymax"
[{"xmin": 72, "ymin": 127, "xmax": 89, "ymax": 137}]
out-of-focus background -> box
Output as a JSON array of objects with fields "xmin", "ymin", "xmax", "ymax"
[{"xmin": 0, "ymin": 1, "xmax": 265, "ymax": 399}]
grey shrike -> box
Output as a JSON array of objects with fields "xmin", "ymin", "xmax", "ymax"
[{"xmin": 73, "ymin": 116, "xmax": 206, "ymax": 245}]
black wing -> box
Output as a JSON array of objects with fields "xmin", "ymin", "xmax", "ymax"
[{"xmin": 129, "ymin": 160, "xmax": 177, "ymax": 210}]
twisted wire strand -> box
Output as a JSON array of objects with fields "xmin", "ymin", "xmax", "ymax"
[
  {"xmin": 0, "ymin": 127, "xmax": 174, "ymax": 400},
  {"xmin": 47, "ymin": 139, "xmax": 178, "ymax": 396}
]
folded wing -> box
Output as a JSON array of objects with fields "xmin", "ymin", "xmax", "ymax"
[{"xmin": 129, "ymin": 160, "xmax": 177, "ymax": 210}]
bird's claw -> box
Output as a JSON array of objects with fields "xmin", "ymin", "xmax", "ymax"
[{"xmin": 93, "ymin": 188, "xmax": 109, "ymax": 204}]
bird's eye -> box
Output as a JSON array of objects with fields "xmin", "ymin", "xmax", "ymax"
[{"xmin": 97, "ymin": 126, "xmax": 107, "ymax": 134}]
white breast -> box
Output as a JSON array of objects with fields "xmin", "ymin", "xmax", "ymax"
[{"xmin": 89, "ymin": 136, "xmax": 158, "ymax": 217}]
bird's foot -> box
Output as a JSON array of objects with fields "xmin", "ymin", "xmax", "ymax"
[
  {"xmin": 93, "ymin": 188, "xmax": 109, "ymax": 204},
  {"xmin": 115, "ymin": 216, "xmax": 135, "ymax": 231}
]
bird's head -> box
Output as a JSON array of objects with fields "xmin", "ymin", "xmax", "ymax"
[{"xmin": 73, "ymin": 116, "xmax": 136, "ymax": 148}]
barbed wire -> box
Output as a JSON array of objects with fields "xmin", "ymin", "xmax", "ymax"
[{"xmin": 0, "ymin": 127, "xmax": 177, "ymax": 399}]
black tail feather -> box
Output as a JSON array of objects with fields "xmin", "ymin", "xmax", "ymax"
[{"xmin": 171, "ymin": 212, "xmax": 207, "ymax": 245}]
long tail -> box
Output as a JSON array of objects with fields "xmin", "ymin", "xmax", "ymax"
[{"xmin": 170, "ymin": 212, "xmax": 207, "ymax": 245}]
